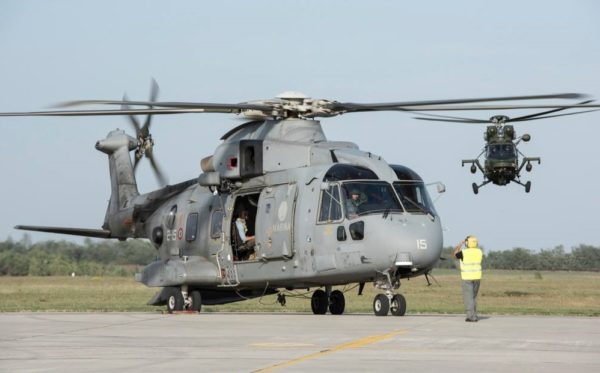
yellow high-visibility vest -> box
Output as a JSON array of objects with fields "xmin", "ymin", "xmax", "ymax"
[{"xmin": 460, "ymin": 248, "xmax": 483, "ymax": 280}]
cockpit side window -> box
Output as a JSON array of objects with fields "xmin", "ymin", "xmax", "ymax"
[{"xmin": 318, "ymin": 184, "xmax": 343, "ymax": 223}]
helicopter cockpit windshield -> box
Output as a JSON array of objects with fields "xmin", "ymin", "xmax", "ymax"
[
  {"xmin": 342, "ymin": 181, "xmax": 403, "ymax": 219},
  {"xmin": 486, "ymin": 144, "xmax": 516, "ymax": 160},
  {"xmin": 393, "ymin": 181, "xmax": 437, "ymax": 216}
]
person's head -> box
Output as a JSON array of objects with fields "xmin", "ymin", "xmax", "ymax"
[
  {"xmin": 466, "ymin": 236, "xmax": 478, "ymax": 248},
  {"xmin": 350, "ymin": 189, "xmax": 360, "ymax": 201},
  {"xmin": 239, "ymin": 210, "xmax": 249, "ymax": 220}
]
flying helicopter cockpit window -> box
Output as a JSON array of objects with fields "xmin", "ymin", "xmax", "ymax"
[
  {"xmin": 342, "ymin": 181, "xmax": 402, "ymax": 219},
  {"xmin": 318, "ymin": 184, "xmax": 343, "ymax": 223},
  {"xmin": 393, "ymin": 181, "xmax": 437, "ymax": 216},
  {"xmin": 487, "ymin": 144, "xmax": 516, "ymax": 160}
]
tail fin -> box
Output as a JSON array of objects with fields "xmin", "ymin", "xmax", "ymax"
[{"xmin": 96, "ymin": 129, "xmax": 139, "ymax": 238}]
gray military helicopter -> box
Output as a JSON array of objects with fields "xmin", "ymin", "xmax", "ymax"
[{"xmin": 2, "ymin": 86, "xmax": 598, "ymax": 316}]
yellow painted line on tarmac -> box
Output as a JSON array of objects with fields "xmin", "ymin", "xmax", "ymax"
[{"xmin": 252, "ymin": 329, "xmax": 408, "ymax": 373}]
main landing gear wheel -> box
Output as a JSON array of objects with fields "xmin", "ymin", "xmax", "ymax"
[
  {"xmin": 390, "ymin": 294, "xmax": 407, "ymax": 316},
  {"xmin": 165, "ymin": 287, "xmax": 184, "ymax": 314},
  {"xmin": 311, "ymin": 289, "xmax": 328, "ymax": 314},
  {"xmin": 472, "ymin": 183, "xmax": 479, "ymax": 195},
  {"xmin": 525, "ymin": 181, "xmax": 531, "ymax": 193},
  {"xmin": 373, "ymin": 294, "xmax": 389, "ymax": 316},
  {"xmin": 329, "ymin": 290, "xmax": 345, "ymax": 315},
  {"xmin": 188, "ymin": 290, "xmax": 202, "ymax": 313}
]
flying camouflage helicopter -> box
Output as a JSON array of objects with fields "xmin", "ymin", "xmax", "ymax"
[
  {"xmin": 412, "ymin": 101, "xmax": 598, "ymax": 194},
  {"xmin": 1, "ymin": 85, "xmax": 598, "ymax": 316}
]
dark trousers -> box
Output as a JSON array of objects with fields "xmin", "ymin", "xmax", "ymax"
[{"xmin": 461, "ymin": 280, "xmax": 480, "ymax": 321}]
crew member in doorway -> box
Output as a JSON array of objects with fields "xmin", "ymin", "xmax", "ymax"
[
  {"xmin": 453, "ymin": 236, "xmax": 483, "ymax": 322},
  {"xmin": 236, "ymin": 210, "xmax": 256, "ymax": 259}
]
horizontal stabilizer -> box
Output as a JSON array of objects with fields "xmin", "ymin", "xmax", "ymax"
[{"xmin": 14, "ymin": 225, "xmax": 112, "ymax": 238}]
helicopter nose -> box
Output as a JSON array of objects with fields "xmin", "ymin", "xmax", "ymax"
[{"xmin": 384, "ymin": 215, "xmax": 443, "ymax": 271}]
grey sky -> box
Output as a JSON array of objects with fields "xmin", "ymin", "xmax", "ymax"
[{"xmin": 0, "ymin": 0, "xmax": 599, "ymax": 251}]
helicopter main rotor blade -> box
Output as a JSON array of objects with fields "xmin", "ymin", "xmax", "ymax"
[
  {"xmin": 56, "ymin": 100, "xmax": 274, "ymax": 112},
  {"xmin": 333, "ymin": 93, "xmax": 586, "ymax": 112},
  {"xmin": 509, "ymin": 100, "xmax": 594, "ymax": 122},
  {"xmin": 412, "ymin": 117, "xmax": 486, "ymax": 124},
  {"xmin": 392, "ymin": 103, "xmax": 600, "ymax": 111},
  {"xmin": 0, "ymin": 108, "xmax": 237, "ymax": 117}
]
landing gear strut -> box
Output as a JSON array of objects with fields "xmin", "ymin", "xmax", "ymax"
[{"xmin": 372, "ymin": 270, "xmax": 407, "ymax": 316}]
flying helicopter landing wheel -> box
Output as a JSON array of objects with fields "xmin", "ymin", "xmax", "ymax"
[
  {"xmin": 472, "ymin": 183, "xmax": 479, "ymax": 195},
  {"xmin": 165, "ymin": 287, "xmax": 184, "ymax": 314},
  {"xmin": 373, "ymin": 294, "xmax": 389, "ymax": 316},
  {"xmin": 329, "ymin": 290, "xmax": 345, "ymax": 315},
  {"xmin": 188, "ymin": 290, "xmax": 202, "ymax": 313},
  {"xmin": 311, "ymin": 289, "xmax": 328, "ymax": 315},
  {"xmin": 390, "ymin": 294, "xmax": 407, "ymax": 316},
  {"xmin": 526, "ymin": 162, "xmax": 533, "ymax": 172},
  {"xmin": 525, "ymin": 181, "xmax": 531, "ymax": 193},
  {"xmin": 470, "ymin": 165, "xmax": 477, "ymax": 174}
]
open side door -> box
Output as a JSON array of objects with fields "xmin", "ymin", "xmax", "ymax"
[{"xmin": 255, "ymin": 183, "xmax": 297, "ymax": 260}]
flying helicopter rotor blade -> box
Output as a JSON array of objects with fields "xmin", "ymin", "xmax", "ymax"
[
  {"xmin": 410, "ymin": 112, "xmax": 489, "ymax": 123},
  {"xmin": 509, "ymin": 99, "xmax": 594, "ymax": 122},
  {"xmin": 509, "ymin": 108, "xmax": 600, "ymax": 122}
]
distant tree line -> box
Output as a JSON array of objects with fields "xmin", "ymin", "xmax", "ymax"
[
  {"xmin": 1, "ymin": 236, "xmax": 599, "ymax": 276},
  {"xmin": 436, "ymin": 245, "xmax": 600, "ymax": 271},
  {"xmin": 0, "ymin": 236, "xmax": 156, "ymax": 276}
]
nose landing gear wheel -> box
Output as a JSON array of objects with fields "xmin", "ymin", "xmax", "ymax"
[
  {"xmin": 165, "ymin": 287, "xmax": 184, "ymax": 314},
  {"xmin": 311, "ymin": 289, "xmax": 328, "ymax": 314},
  {"xmin": 373, "ymin": 294, "xmax": 390, "ymax": 316},
  {"xmin": 390, "ymin": 294, "xmax": 406, "ymax": 316},
  {"xmin": 329, "ymin": 290, "xmax": 345, "ymax": 315}
]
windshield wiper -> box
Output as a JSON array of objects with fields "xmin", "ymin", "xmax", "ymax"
[{"xmin": 402, "ymin": 196, "xmax": 434, "ymax": 221}]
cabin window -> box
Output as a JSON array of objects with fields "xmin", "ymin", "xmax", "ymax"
[
  {"xmin": 210, "ymin": 210, "xmax": 224, "ymax": 239},
  {"xmin": 166, "ymin": 205, "xmax": 177, "ymax": 229},
  {"xmin": 185, "ymin": 213, "xmax": 199, "ymax": 242},
  {"xmin": 318, "ymin": 184, "xmax": 343, "ymax": 223}
]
